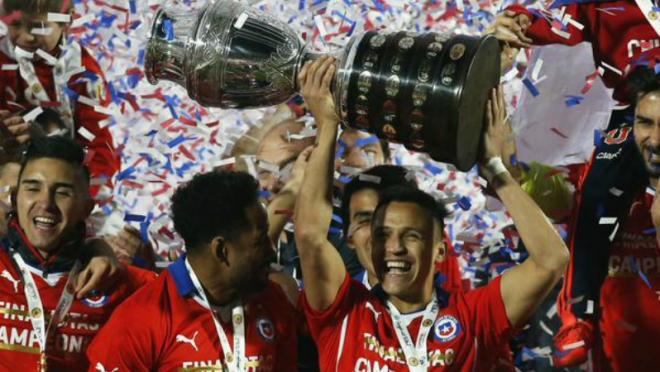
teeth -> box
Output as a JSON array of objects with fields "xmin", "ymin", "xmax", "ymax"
[
  {"xmin": 386, "ymin": 261, "xmax": 410, "ymax": 270},
  {"xmin": 34, "ymin": 217, "xmax": 56, "ymax": 225}
]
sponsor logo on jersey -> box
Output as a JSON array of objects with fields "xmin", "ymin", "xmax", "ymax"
[
  {"xmin": 257, "ymin": 317, "xmax": 275, "ymax": 343},
  {"xmin": 434, "ymin": 315, "xmax": 461, "ymax": 343},
  {"xmin": 176, "ymin": 331, "xmax": 199, "ymax": 351}
]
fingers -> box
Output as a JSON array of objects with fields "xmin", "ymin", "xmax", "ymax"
[
  {"xmin": 76, "ymin": 268, "xmax": 104, "ymax": 299},
  {"xmin": 486, "ymin": 100, "xmax": 493, "ymax": 128},
  {"xmin": 298, "ymin": 145, "xmax": 314, "ymax": 161},
  {"xmin": 301, "ymin": 56, "xmax": 335, "ymax": 92},
  {"xmin": 498, "ymin": 85, "xmax": 507, "ymax": 118},
  {"xmin": 491, "ymin": 88, "xmax": 499, "ymax": 122},
  {"xmin": 15, "ymin": 134, "xmax": 30, "ymax": 144},
  {"xmin": 298, "ymin": 61, "xmax": 310, "ymax": 88},
  {"xmin": 75, "ymin": 267, "xmax": 92, "ymax": 294},
  {"xmin": 3, "ymin": 115, "xmax": 26, "ymax": 127},
  {"xmin": 321, "ymin": 62, "xmax": 335, "ymax": 90},
  {"xmin": 494, "ymin": 26, "xmax": 532, "ymax": 48},
  {"xmin": 316, "ymin": 56, "xmax": 334, "ymax": 88}
]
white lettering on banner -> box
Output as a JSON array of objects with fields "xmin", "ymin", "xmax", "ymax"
[
  {"xmin": 609, "ymin": 255, "xmax": 660, "ymax": 275},
  {"xmin": 627, "ymin": 38, "xmax": 660, "ymax": 58},
  {"xmin": 596, "ymin": 148, "xmax": 622, "ymax": 160},
  {"xmin": 361, "ymin": 333, "xmax": 455, "ymax": 367},
  {"xmin": 616, "ymin": 232, "xmax": 656, "ymax": 250}
]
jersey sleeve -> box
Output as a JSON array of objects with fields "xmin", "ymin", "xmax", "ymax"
[
  {"xmin": 86, "ymin": 301, "xmax": 157, "ymax": 372},
  {"xmin": 464, "ymin": 276, "xmax": 513, "ymax": 352},
  {"xmin": 300, "ymin": 273, "xmax": 363, "ymax": 350},
  {"xmin": 506, "ymin": 4, "xmax": 591, "ymax": 46}
]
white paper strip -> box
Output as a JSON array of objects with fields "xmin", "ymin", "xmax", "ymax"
[
  {"xmin": 22, "ymin": 107, "xmax": 43, "ymax": 122},
  {"xmin": 47, "ymin": 13, "xmax": 71, "ymax": 23}
]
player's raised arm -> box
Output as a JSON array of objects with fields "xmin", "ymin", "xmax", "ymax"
[
  {"xmin": 294, "ymin": 56, "xmax": 347, "ymax": 311},
  {"xmin": 482, "ymin": 85, "xmax": 570, "ymax": 328}
]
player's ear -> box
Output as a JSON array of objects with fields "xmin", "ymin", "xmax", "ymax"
[
  {"xmin": 210, "ymin": 236, "xmax": 229, "ymax": 264},
  {"xmin": 434, "ymin": 242, "xmax": 446, "ymax": 263}
]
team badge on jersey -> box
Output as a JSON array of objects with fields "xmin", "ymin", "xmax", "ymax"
[
  {"xmin": 434, "ymin": 315, "xmax": 461, "ymax": 342},
  {"xmin": 82, "ymin": 289, "xmax": 109, "ymax": 308},
  {"xmin": 257, "ymin": 317, "xmax": 275, "ymax": 343}
]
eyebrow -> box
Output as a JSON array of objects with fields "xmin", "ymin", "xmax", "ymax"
[
  {"xmin": 20, "ymin": 179, "xmax": 75, "ymax": 190},
  {"xmin": 636, "ymin": 115, "xmax": 654, "ymax": 122},
  {"xmin": 352, "ymin": 211, "xmax": 373, "ymax": 220}
]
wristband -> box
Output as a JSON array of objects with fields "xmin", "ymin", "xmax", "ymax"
[{"xmin": 482, "ymin": 156, "xmax": 510, "ymax": 182}]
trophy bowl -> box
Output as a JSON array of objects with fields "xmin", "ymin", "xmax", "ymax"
[{"xmin": 145, "ymin": 0, "xmax": 501, "ymax": 171}]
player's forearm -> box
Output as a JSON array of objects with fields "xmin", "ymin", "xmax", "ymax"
[
  {"xmin": 294, "ymin": 117, "xmax": 338, "ymax": 247},
  {"xmin": 492, "ymin": 173, "xmax": 570, "ymax": 274},
  {"xmin": 267, "ymin": 185, "xmax": 297, "ymax": 243}
]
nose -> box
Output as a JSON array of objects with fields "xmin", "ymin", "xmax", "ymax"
[
  {"xmin": 651, "ymin": 124, "xmax": 660, "ymax": 149},
  {"xmin": 33, "ymin": 189, "xmax": 57, "ymax": 211},
  {"xmin": 384, "ymin": 233, "xmax": 405, "ymax": 255},
  {"xmin": 343, "ymin": 148, "xmax": 368, "ymax": 170}
]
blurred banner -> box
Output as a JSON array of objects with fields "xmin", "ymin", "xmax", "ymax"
[{"xmin": 513, "ymin": 42, "xmax": 614, "ymax": 166}]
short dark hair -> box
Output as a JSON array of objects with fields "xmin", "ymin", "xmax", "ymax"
[
  {"xmin": 171, "ymin": 171, "xmax": 260, "ymax": 252},
  {"xmin": 341, "ymin": 165, "xmax": 417, "ymax": 236},
  {"xmin": 3, "ymin": 0, "xmax": 72, "ymax": 16},
  {"xmin": 625, "ymin": 65, "xmax": 660, "ymax": 105},
  {"xmin": 20, "ymin": 107, "xmax": 67, "ymax": 134},
  {"xmin": 18, "ymin": 136, "xmax": 90, "ymax": 186},
  {"xmin": 373, "ymin": 186, "xmax": 448, "ymax": 232}
]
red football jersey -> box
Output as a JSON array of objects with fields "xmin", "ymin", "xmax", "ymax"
[
  {"xmin": 0, "ymin": 248, "xmax": 155, "ymax": 371},
  {"xmin": 87, "ymin": 255, "xmax": 298, "ymax": 372},
  {"xmin": 0, "ymin": 39, "xmax": 120, "ymax": 188},
  {"xmin": 599, "ymin": 189, "xmax": 660, "ymax": 371},
  {"xmin": 507, "ymin": 1, "xmax": 659, "ymax": 101},
  {"xmin": 302, "ymin": 274, "xmax": 512, "ymax": 371}
]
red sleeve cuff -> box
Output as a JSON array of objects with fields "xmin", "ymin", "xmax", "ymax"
[{"xmin": 301, "ymin": 271, "xmax": 352, "ymax": 322}]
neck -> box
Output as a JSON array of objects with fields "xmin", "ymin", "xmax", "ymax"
[
  {"xmin": 187, "ymin": 254, "xmax": 237, "ymax": 306},
  {"xmin": 36, "ymin": 248, "xmax": 49, "ymax": 259},
  {"xmin": 367, "ymin": 272, "xmax": 379, "ymax": 288},
  {"xmin": 388, "ymin": 289, "xmax": 434, "ymax": 314},
  {"xmin": 650, "ymin": 176, "xmax": 658, "ymax": 189}
]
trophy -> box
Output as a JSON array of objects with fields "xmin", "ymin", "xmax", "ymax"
[{"xmin": 145, "ymin": 0, "xmax": 500, "ymax": 171}]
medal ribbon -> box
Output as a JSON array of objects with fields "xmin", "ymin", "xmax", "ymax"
[
  {"xmin": 186, "ymin": 259, "xmax": 245, "ymax": 371},
  {"xmin": 10, "ymin": 250, "xmax": 81, "ymax": 371},
  {"xmin": 386, "ymin": 293, "xmax": 439, "ymax": 371}
]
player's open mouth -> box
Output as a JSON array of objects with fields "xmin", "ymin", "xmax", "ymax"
[
  {"xmin": 384, "ymin": 260, "xmax": 412, "ymax": 274},
  {"xmin": 33, "ymin": 216, "xmax": 59, "ymax": 231}
]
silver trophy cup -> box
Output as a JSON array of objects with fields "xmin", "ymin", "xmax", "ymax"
[{"xmin": 145, "ymin": 0, "xmax": 500, "ymax": 171}]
